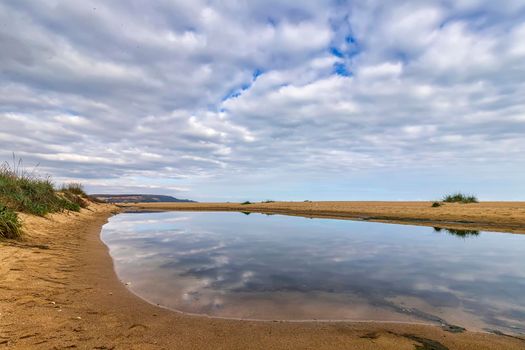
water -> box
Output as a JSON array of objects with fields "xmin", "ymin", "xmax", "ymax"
[{"xmin": 101, "ymin": 211, "xmax": 525, "ymax": 334}]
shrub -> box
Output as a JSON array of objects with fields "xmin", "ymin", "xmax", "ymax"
[
  {"xmin": 261, "ymin": 200, "xmax": 275, "ymax": 203},
  {"xmin": 0, "ymin": 204, "xmax": 22, "ymax": 239},
  {"xmin": 241, "ymin": 201, "xmax": 252, "ymax": 205},
  {"xmin": 442, "ymin": 193, "xmax": 478, "ymax": 204},
  {"xmin": 431, "ymin": 202, "xmax": 442, "ymax": 207}
]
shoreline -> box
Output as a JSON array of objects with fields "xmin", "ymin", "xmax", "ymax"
[
  {"xmin": 1, "ymin": 204, "xmax": 525, "ymax": 349},
  {"xmin": 119, "ymin": 201, "xmax": 525, "ymax": 234}
]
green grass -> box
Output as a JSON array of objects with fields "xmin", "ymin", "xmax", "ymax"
[
  {"xmin": 61, "ymin": 182, "xmax": 87, "ymax": 197},
  {"xmin": 0, "ymin": 205, "xmax": 21, "ymax": 239},
  {"xmin": 442, "ymin": 192, "xmax": 478, "ymax": 203},
  {"xmin": 0, "ymin": 158, "xmax": 88, "ymax": 239},
  {"xmin": 240, "ymin": 201, "xmax": 252, "ymax": 205},
  {"xmin": 0, "ymin": 163, "xmax": 83, "ymax": 215},
  {"xmin": 60, "ymin": 183, "xmax": 88, "ymax": 209}
]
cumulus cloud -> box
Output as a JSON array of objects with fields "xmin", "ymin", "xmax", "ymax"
[{"xmin": 0, "ymin": 0, "xmax": 524, "ymax": 199}]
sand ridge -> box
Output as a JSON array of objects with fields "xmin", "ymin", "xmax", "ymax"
[
  {"xmin": 1, "ymin": 203, "xmax": 524, "ymax": 349},
  {"xmin": 120, "ymin": 201, "xmax": 525, "ymax": 234}
]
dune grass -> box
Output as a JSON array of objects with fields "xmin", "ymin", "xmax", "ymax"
[
  {"xmin": 0, "ymin": 163, "xmax": 83, "ymax": 215},
  {"xmin": 61, "ymin": 183, "xmax": 88, "ymax": 209},
  {"xmin": 0, "ymin": 158, "xmax": 88, "ymax": 239},
  {"xmin": 0, "ymin": 205, "xmax": 21, "ymax": 239},
  {"xmin": 442, "ymin": 192, "xmax": 478, "ymax": 203},
  {"xmin": 61, "ymin": 182, "xmax": 87, "ymax": 196}
]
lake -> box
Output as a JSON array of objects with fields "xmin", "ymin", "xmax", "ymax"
[{"xmin": 101, "ymin": 211, "xmax": 525, "ymax": 335}]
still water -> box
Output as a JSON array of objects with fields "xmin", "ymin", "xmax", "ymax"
[{"xmin": 101, "ymin": 211, "xmax": 525, "ymax": 334}]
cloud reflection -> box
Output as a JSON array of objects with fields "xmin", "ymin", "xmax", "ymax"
[{"xmin": 101, "ymin": 212, "xmax": 525, "ymax": 334}]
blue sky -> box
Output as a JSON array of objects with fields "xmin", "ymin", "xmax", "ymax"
[{"xmin": 1, "ymin": 0, "xmax": 524, "ymax": 201}]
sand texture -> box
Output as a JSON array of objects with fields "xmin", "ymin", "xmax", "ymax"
[{"xmin": 1, "ymin": 203, "xmax": 525, "ymax": 349}]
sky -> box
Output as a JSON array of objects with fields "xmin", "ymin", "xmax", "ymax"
[{"xmin": 1, "ymin": 0, "xmax": 524, "ymax": 201}]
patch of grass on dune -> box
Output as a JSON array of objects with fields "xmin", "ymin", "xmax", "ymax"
[
  {"xmin": 442, "ymin": 192, "xmax": 478, "ymax": 204},
  {"xmin": 0, "ymin": 163, "xmax": 82, "ymax": 215},
  {"xmin": 61, "ymin": 182, "xmax": 87, "ymax": 197},
  {"xmin": 60, "ymin": 183, "xmax": 88, "ymax": 209},
  {"xmin": 0, "ymin": 205, "xmax": 21, "ymax": 239},
  {"xmin": 0, "ymin": 158, "xmax": 88, "ymax": 239}
]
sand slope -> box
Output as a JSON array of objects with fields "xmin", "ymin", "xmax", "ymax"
[{"xmin": 1, "ymin": 203, "xmax": 524, "ymax": 349}]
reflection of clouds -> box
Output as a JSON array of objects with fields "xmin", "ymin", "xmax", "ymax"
[
  {"xmin": 413, "ymin": 282, "xmax": 454, "ymax": 294},
  {"xmin": 101, "ymin": 211, "xmax": 525, "ymax": 333},
  {"xmin": 214, "ymin": 255, "xmax": 230, "ymax": 266},
  {"xmin": 176, "ymin": 243, "xmax": 225, "ymax": 256}
]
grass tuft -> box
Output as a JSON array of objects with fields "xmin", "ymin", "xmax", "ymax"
[
  {"xmin": 0, "ymin": 204, "xmax": 22, "ymax": 239},
  {"xmin": 60, "ymin": 183, "xmax": 88, "ymax": 208},
  {"xmin": 61, "ymin": 182, "xmax": 87, "ymax": 197},
  {"xmin": 442, "ymin": 192, "xmax": 478, "ymax": 204}
]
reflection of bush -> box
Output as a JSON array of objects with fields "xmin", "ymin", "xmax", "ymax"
[
  {"xmin": 446, "ymin": 228, "xmax": 480, "ymax": 237},
  {"xmin": 434, "ymin": 227, "xmax": 480, "ymax": 237}
]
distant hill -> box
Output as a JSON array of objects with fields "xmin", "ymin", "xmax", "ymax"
[{"xmin": 91, "ymin": 194, "xmax": 195, "ymax": 203}]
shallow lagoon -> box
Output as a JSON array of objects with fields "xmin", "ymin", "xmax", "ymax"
[{"xmin": 101, "ymin": 211, "xmax": 525, "ymax": 334}]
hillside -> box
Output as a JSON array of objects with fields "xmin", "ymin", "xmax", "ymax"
[{"xmin": 91, "ymin": 194, "xmax": 195, "ymax": 204}]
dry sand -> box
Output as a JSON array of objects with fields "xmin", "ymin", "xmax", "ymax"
[
  {"xmin": 1, "ymin": 202, "xmax": 525, "ymax": 349},
  {"xmin": 121, "ymin": 201, "xmax": 525, "ymax": 234}
]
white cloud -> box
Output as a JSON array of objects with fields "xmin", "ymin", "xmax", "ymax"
[{"xmin": 0, "ymin": 0, "xmax": 524, "ymax": 199}]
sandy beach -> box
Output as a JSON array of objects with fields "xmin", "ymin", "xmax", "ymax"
[
  {"xmin": 1, "ymin": 202, "xmax": 524, "ymax": 349},
  {"xmin": 120, "ymin": 201, "xmax": 525, "ymax": 234}
]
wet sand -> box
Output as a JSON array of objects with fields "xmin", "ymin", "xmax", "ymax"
[
  {"xmin": 1, "ymin": 203, "xmax": 525, "ymax": 349},
  {"xmin": 120, "ymin": 201, "xmax": 525, "ymax": 234}
]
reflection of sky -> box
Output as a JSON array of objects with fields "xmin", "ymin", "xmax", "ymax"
[{"xmin": 101, "ymin": 212, "xmax": 525, "ymax": 334}]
